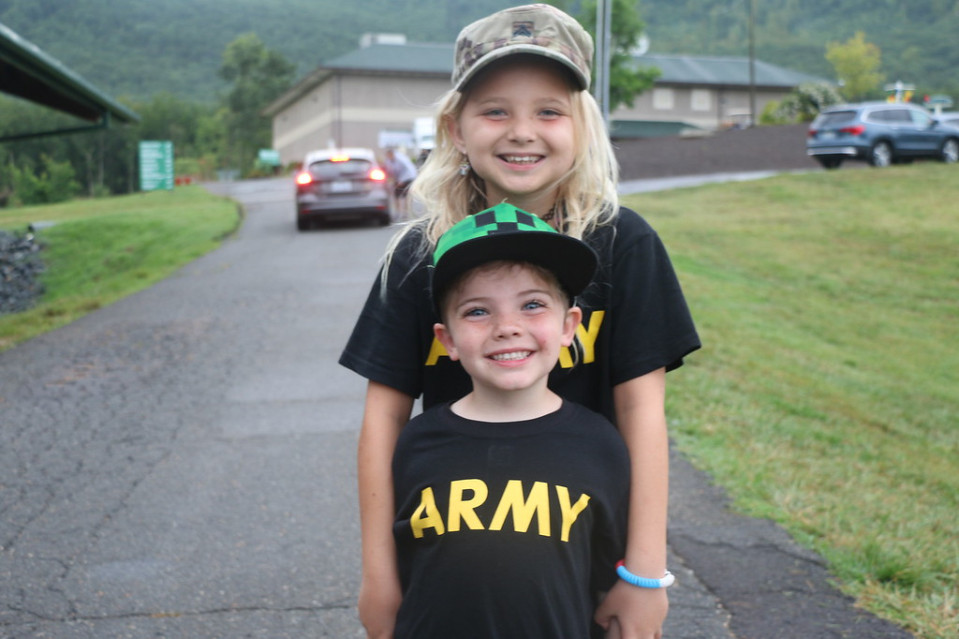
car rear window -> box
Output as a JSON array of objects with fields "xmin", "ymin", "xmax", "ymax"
[
  {"xmin": 308, "ymin": 159, "xmax": 372, "ymax": 179},
  {"xmin": 817, "ymin": 111, "xmax": 857, "ymax": 127}
]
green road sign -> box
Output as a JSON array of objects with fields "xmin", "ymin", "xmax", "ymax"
[
  {"xmin": 139, "ymin": 140, "xmax": 174, "ymax": 191},
  {"xmin": 257, "ymin": 149, "xmax": 281, "ymax": 166}
]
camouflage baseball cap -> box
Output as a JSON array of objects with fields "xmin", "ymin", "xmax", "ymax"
[
  {"xmin": 452, "ymin": 4, "xmax": 593, "ymax": 92},
  {"xmin": 431, "ymin": 203, "xmax": 598, "ymax": 313}
]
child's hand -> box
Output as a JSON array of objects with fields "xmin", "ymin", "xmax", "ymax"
[
  {"xmin": 605, "ymin": 616, "xmax": 622, "ymax": 639},
  {"xmin": 358, "ymin": 573, "xmax": 401, "ymax": 639},
  {"xmin": 595, "ymin": 580, "xmax": 668, "ymax": 639}
]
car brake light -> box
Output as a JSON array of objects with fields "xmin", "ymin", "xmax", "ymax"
[
  {"xmin": 369, "ymin": 168, "xmax": 387, "ymax": 181},
  {"xmin": 295, "ymin": 172, "xmax": 313, "ymax": 186},
  {"xmin": 840, "ymin": 125, "xmax": 866, "ymax": 136},
  {"xmin": 807, "ymin": 129, "xmax": 818, "ymax": 138}
]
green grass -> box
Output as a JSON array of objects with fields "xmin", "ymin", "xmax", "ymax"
[
  {"xmin": 625, "ymin": 165, "xmax": 958, "ymax": 639},
  {"xmin": 0, "ymin": 186, "xmax": 240, "ymax": 351}
]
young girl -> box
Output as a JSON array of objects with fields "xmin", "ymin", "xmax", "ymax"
[{"xmin": 340, "ymin": 5, "xmax": 700, "ymax": 638}]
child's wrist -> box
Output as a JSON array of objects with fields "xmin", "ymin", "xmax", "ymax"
[{"xmin": 615, "ymin": 560, "xmax": 675, "ymax": 588}]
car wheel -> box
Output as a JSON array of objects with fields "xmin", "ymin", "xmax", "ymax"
[
  {"xmin": 940, "ymin": 138, "xmax": 959, "ymax": 164},
  {"xmin": 297, "ymin": 217, "xmax": 310, "ymax": 231},
  {"xmin": 816, "ymin": 157, "xmax": 843, "ymax": 170},
  {"xmin": 869, "ymin": 141, "xmax": 893, "ymax": 167}
]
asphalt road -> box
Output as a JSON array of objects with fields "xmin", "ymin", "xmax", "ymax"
[
  {"xmin": 2, "ymin": 179, "xmax": 370, "ymax": 637},
  {"xmin": 1, "ymin": 177, "xmax": 911, "ymax": 639}
]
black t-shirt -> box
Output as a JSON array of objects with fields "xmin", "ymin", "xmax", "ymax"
[
  {"xmin": 340, "ymin": 207, "xmax": 701, "ymax": 423},
  {"xmin": 392, "ymin": 401, "xmax": 630, "ymax": 639}
]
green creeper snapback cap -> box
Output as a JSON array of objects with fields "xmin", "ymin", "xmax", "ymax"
[
  {"xmin": 431, "ymin": 203, "xmax": 598, "ymax": 312},
  {"xmin": 452, "ymin": 3, "xmax": 593, "ymax": 91}
]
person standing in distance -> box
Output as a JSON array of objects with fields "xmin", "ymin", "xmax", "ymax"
[{"xmin": 383, "ymin": 147, "xmax": 418, "ymax": 221}]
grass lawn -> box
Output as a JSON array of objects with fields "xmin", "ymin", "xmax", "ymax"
[
  {"xmin": 625, "ymin": 165, "xmax": 958, "ymax": 639},
  {"xmin": 0, "ymin": 185, "xmax": 239, "ymax": 351}
]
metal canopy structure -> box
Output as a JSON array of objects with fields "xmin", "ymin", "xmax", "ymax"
[{"xmin": 0, "ymin": 21, "xmax": 139, "ymax": 142}]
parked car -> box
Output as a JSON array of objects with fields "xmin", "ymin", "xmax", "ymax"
[
  {"xmin": 294, "ymin": 148, "xmax": 390, "ymax": 230},
  {"xmin": 806, "ymin": 102, "xmax": 959, "ymax": 169},
  {"xmin": 938, "ymin": 112, "xmax": 959, "ymax": 130}
]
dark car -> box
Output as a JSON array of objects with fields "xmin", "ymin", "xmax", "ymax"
[
  {"xmin": 806, "ymin": 102, "xmax": 959, "ymax": 169},
  {"xmin": 294, "ymin": 148, "xmax": 391, "ymax": 230}
]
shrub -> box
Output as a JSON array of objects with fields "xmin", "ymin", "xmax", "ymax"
[
  {"xmin": 760, "ymin": 100, "xmax": 788, "ymax": 125},
  {"xmin": 10, "ymin": 155, "xmax": 81, "ymax": 206},
  {"xmin": 774, "ymin": 83, "xmax": 844, "ymax": 123}
]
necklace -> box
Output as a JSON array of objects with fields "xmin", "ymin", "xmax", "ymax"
[{"xmin": 541, "ymin": 207, "xmax": 556, "ymax": 222}]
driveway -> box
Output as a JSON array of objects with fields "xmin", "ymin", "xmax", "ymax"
[{"xmin": 1, "ymin": 178, "xmax": 373, "ymax": 637}]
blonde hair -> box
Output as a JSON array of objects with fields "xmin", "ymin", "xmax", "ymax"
[{"xmin": 382, "ymin": 64, "xmax": 620, "ymax": 277}]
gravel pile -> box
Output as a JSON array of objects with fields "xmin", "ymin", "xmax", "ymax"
[{"xmin": 0, "ymin": 229, "xmax": 45, "ymax": 315}]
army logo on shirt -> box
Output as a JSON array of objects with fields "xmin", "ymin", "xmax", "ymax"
[{"xmin": 409, "ymin": 478, "xmax": 591, "ymax": 542}]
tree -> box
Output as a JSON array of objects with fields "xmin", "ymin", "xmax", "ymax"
[
  {"xmin": 8, "ymin": 155, "xmax": 81, "ymax": 206},
  {"xmin": 825, "ymin": 32, "xmax": 884, "ymax": 102},
  {"xmin": 218, "ymin": 33, "xmax": 296, "ymax": 175},
  {"xmin": 763, "ymin": 82, "xmax": 843, "ymax": 124},
  {"xmin": 0, "ymin": 98, "xmax": 91, "ymax": 199},
  {"xmin": 572, "ymin": 0, "xmax": 661, "ymax": 112}
]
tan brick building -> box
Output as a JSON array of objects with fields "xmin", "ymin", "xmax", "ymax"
[{"xmin": 263, "ymin": 34, "xmax": 828, "ymax": 166}]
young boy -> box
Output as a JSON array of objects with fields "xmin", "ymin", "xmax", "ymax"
[{"xmin": 390, "ymin": 203, "xmax": 632, "ymax": 638}]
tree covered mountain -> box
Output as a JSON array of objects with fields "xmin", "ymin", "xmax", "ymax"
[
  {"xmin": 0, "ymin": 0, "xmax": 512, "ymax": 102},
  {"xmin": 2, "ymin": 0, "xmax": 957, "ymax": 103},
  {"xmin": 641, "ymin": 0, "xmax": 959, "ymax": 97}
]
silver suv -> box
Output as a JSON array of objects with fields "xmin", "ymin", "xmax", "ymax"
[{"xmin": 807, "ymin": 102, "xmax": 959, "ymax": 169}]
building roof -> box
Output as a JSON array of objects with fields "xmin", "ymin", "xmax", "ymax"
[
  {"xmin": 635, "ymin": 54, "xmax": 830, "ymax": 89},
  {"xmin": 265, "ymin": 41, "xmax": 831, "ymax": 117},
  {"xmin": 263, "ymin": 42, "xmax": 452, "ymax": 116},
  {"xmin": 0, "ymin": 22, "xmax": 139, "ymax": 129},
  {"xmin": 326, "ymin": 42, "xmax": 453, "ymax": 76}
]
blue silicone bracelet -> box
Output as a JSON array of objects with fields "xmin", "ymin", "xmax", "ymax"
[{"xmin": 615, "ymin": 560, "xmax": 676, "ymax": 588}]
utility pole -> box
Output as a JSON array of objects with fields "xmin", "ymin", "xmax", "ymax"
[
  {"xmin": 595, "ymin": 0, "xmax": 612, "ymax": 128},
  {"xmin": 748, "ymin": 0, "xmax": 757, "ymax": 127}
]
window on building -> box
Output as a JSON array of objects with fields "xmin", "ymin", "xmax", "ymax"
[
  {"xmin": 653, "ymin": 88, "xmax": 674, "ymax": 110},
  {"xmin": 691, "ymin": 89, "xmax": 711, "ymax": 111}
]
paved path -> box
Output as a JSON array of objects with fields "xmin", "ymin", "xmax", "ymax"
[
  {"xmin": 0, "ymin": 176, "xmax": 911, "ymax": 638},
  {"xmin": 620, "ymin": 171, "xmax": 783, "ymax": 195},
  {"xmin": 2, "ymin": 179, "xmax": 368, "ymax": 637}
]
